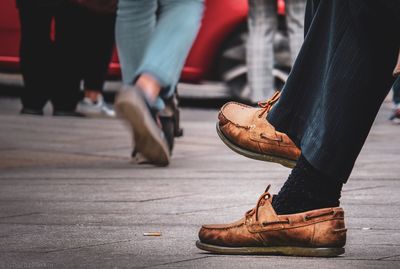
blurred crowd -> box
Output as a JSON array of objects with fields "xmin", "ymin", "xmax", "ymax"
[{"xmin": 16, "ymin": 0, "xmax": 400, "ymax": 166}]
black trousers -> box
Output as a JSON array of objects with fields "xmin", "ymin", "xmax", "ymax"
[
  {"xmin": 393, "ymin": 77, "xmax": 400, "ymax": 105},
  {"xmin": 17, "ymin": 1, "xmax": 115, "ymax": 110},
  {"xmin": 268, "ymin": 0, "xmax": 400, "ymax": 182},
  {"xmin": 79, "ymin": 9, "xmax": 115, "ymax": 92},
  {"xmin": 17, "ymin": 0, "xmax": 83, "ymax": 111}
]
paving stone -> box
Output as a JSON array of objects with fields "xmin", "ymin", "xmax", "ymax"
[{"xmin": 0, "ymin": 97, "xmax": 400, "ymax": 268}]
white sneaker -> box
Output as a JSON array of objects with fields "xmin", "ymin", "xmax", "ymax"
[
  {"xmin": 390, "ymin": 104, "xmax": 400, "ymax": 124},
  {"xmin": 77, "ymin": 95, "xmax": 116, "ymax": 117}
]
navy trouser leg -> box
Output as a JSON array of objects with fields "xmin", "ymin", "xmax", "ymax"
[
  {"xmin": 393, "ymin": 78, "xmax": 400, "ymax": 105},
  {"xmin": 81, "ymin": 10, "xmax": 116, "ymax": 92},
  {"xmin": 17, "ymin": 1, "xmax": 54, "ymax": 110},
  {"xmin": 267, "ymin": 0, "xmax": 400, "ymax": 182}
]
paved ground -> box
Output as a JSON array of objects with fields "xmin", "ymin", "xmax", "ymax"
[{"xmin": 0, "ymin": 97, "xmax": 400, "ymax": 269}]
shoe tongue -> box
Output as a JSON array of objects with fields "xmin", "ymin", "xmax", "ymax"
[{"xmin": 256, "ymin": 196, "xmax": 280, "ymax": 223}]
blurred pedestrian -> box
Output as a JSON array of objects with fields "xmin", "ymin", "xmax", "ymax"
[
  {"xmin": 390, "ymin": 51, "xmax": 400, "ymax": 123},
  {"xmin": 197, "ymin": 0, "xmax": 400, "ymax": 257},
  {"xmin": 114, "ymin": 0, "xmax": 204, "ymax": 166},
  {"xmin": 73, "ymin": 0, "xmax": 117, "ymax": 118},
  {"xmin": 390, "ymin": 78, "xmax": 400, "ymax": 123},
  {"xmin": 246, "ymin": 0, "xmax": 306, "ymax": 103},
  {"xmin": 16, "ymin": 0, "xmax": 83, "ymax": 116}
]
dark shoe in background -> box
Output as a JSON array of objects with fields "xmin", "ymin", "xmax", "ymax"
[
  {"xmin": 159, "ymin": 92, "xmax": 183, "ymax": 152},
  {"xmin": 53, "ymin": 110, "xmax": 85, "ymax": 117},
  {"xmin": 20, "ymin": 107, "xmax": 44, "ymax": 116}
]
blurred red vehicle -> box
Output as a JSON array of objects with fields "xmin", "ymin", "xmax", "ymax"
[{"xmin": 0, "ymin": 0, "xmax": 249, "ymax": 94}]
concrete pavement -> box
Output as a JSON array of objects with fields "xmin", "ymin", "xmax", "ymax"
[{"xmin": 0, "ymin": 97, "xmax": 400, "ymax": 268}]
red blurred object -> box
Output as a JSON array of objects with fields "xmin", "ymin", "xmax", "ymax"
[
  {"xmin": 277, "ymin": 0, "xmax": 286, "ymax": 15},
  {"xmin": 0, "ymin": 0, "xmax": 20, "ymax": 71},
  {"xmin": 0, "ymin": 0, "xmax": 248, "ymax": 84}
]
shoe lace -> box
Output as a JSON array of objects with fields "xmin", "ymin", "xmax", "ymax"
[
  {"xmin": 245, "ymin": 185, "xmax": 272, "ymax": 222},
  {"xmin": 257, "ymin": 91, "xmax": 281, "ymax": 119}
]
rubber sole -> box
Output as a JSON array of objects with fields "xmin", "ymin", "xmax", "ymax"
[
  {"xmin": 216, "ymin": 123, "xmax": 296, "ymax": 169},
  {"xmin": 115, "ymin": 88, "xmax": 170, "ymax": 166},
  {"xmin": 196, "ymin": 241, "xmax": 345, "ymax": 257}
]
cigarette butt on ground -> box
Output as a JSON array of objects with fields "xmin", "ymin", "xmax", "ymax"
[{"xmin": 143, "ymin": 232, "xmax": 162, "ymax": 236}]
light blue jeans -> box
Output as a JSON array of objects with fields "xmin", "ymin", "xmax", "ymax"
[{"xmin": 116, "ymin": 0, "xmax": 204, "ymax": 110}]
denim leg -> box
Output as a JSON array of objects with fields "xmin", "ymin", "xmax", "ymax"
[
  {"xmin": 285, "ymin": 0, "xmax": 306, "ymax": 64},
  {"xmin": 393, "ymin": 77, "xmax": 400, "ymax": 105},
  {"xmin": 115, "ymin": 0, "xmax": 157, "ymax": 85},
  {"xmin": 267, "ymin": 0, "xmax": 400, "ymax": 182},
  {"xmin": 116, "ymin": 0, "xmax": 203, "ymax": 111},
  {"xmin": 135, "ymin": 0, "xmax": 203, "ymax": 108},
  {"xmin": 247, "ymin": 0, "xmax": 277, "ymax": 102}
]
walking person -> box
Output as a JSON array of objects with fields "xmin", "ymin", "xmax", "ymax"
[
  {"xmin": 16, "ymin": 0, "xmax": 83, "ymax": 116},
  {"xmin": 74, "ymin": 1, "xmax": 117, "ymax": 118},
  {"xmin": 390, "ymin": 77, "xmax": 400, "ymax": 123},
  {"xmin": 196, "ymin": 0, "xmax": 400, "ymax": 257},
  {"xmin": 246, "ymin": 0, "xmax": 306, "ymax": 103},
  {"xmin": 114, "ymin": 0, "xmax": 204, "ymax": 166},
  {"xmin": 390, "ymin": 51, "xmax": 400, "ymax": 123}
]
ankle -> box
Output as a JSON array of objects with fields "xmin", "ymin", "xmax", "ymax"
[
  {"xmin": 272, "ymin": 155, "xmax": 343, "ymax": 215},
  {"xmin": 84, "ymin": 90, "xmax": 102, "ymax": 102},
  {"xmin": 135, "ymin": 74, "xmax": 161, "ymax": 104}
]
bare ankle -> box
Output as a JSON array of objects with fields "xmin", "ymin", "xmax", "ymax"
[
  {"xmin": 84, "ymin": 90, "xmax": 101, "ymax": 102},
  {"xmin": 135, "ymin": 74, "xmax": 161, "ymax": 103}
]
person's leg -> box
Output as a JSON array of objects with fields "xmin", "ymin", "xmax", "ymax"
[
  {"xmin": 268, "ymin": 0, "xmax": 399, "ymax": 183},
  {"xmin": 393, "ymin": 50, "xmax": 400, "ymax": 77},
  {"xmin": 77, "ymin": 8, "xmax": 116, "ymax": 117},
  {"xmin": 246, "ymin": 0, "xmax": 277, "ymax": 103},
  {"xmin": 114, "ymin": 0, "xmax": 166, "ymax": 165},
  {"xmin": 133, "ymin": 0, "xmax": 204, "ymax": 110},
  {"xmin": 115, "ymin": 0, "xmax": 156, "ymax": 85},
  {"xmin": 390, "ymin": 77, "xmax": 400, "ymax": 122},
  {"xmin": 51, "ymin": 2, "xmax": 82, "ymax": 114},
  {"xmin": 197, "ymin": 0, "xmax": 400, "ymax": 257},
  {"xmin": 82, "ymin": 11, "xmax": 115, "ymax": 98},
  {"xmin": 115, "ymin": 0, "xmax": 164, "ymax": 109},
  {"xmin": 393, "ymin": 78, "xmax": 400, "ymax": 106},
  {"xmin": 17, "ymin": 0, "xmax": 54, "ymax": 113},
  {"xmin": 284, "ymin": 0, "xmax": 306, "ymax": 64},
  {"xmin": 115, "ymin": 0, "xmax": 203, "ymax": 165}
]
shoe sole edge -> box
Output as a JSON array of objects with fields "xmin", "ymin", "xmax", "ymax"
[
  {"xmin": 196, "ymin": 241, "xmax": 344, "ymax": 257},
  {"xmin": 216, "ymin": 123, "xmax": 296, "ymax": 169}
]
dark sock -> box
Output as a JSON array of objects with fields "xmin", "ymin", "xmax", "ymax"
[{"xmin": 272, "ymin": 154, "xmax": 343, "ymax": 215}]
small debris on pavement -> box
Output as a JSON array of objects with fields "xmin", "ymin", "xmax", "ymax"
[
  {"xmin": 362, "ymin": 227, "xmax": 371, "ymax": 230},
  {"xmin": 143, "ymin": 232, "xmax": 162, "ymax": 236}
]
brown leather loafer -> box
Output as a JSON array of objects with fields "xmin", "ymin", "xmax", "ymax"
[
  {"xmin": 196, "ymin": 185, "xmax": 346, "ymax": 257},
  {"xmin": 217, "ymin": 92, "xmax": 300, "ymax": 168}
]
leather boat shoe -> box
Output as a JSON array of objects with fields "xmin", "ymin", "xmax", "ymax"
[
  {"xmin": 197, "ymin": 185, "xmax": 346, "ymax": 257},
  {"xmin": 217, "ymin": 92, "xmax": 300, "ymax": 168}
]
